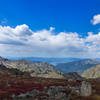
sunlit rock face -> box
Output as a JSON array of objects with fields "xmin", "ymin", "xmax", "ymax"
[
  {"xmin": 0, "ymin": 56, "xmax": 64, "ymax": 79},
  {"xmin": 82, "ymin": 64, "xmax": 100, "ymax": 79}
]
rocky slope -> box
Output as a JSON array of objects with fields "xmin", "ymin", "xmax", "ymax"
[
  {"xmin": 64, "ymin": 72, "xmax": 84, "ymax": 80},
  {"xmin": 82, "ymin": 64, "xmax": 100, "ymax": 79},
  {"xmin": 0, "ymin": 64, "xmax": 30, "ymax": 76},
  {"xmin": 0, "ymin": 57, "xmax": 64, "ymax": 78},
  {"xmin": 56, "ymin": 59, "xmax": 100, "ymax": 74}
]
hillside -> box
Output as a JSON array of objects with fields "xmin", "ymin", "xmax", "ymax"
[
  {"xmin": 0, "ymin": 64, "xmax": 30, "ymax": 76},
  {"xmin": 56, "ymin": 59, "xmax": 100, "ymax": 74},
  {"xmin": 0, "ymin": 57, "xmax": 64, "ymax": 79},
  {"xmin": 82, "ymin": 64, "xmax": 100, "ymax": 78},
  {"xmin": 64, "ymin": 72, "xmax": 84, "ymax": 80}
]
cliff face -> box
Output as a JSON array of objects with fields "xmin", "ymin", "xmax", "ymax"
[
  {"xmin": 0, "ymin": 57, "xmax": 64, "ymax": 78},
  {"xmin": 82, "ymin": 64, "xmax": 100, "ymax": 78}
]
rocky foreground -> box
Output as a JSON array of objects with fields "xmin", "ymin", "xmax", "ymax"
[{"xmin": 0, "ymin": 74, "xmax": 99, "ymax": 100}]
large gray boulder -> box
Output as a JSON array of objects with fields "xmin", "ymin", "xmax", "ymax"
[{"xmin": 80, "ymin": 81, "xmax": 92, "ymax": 96}]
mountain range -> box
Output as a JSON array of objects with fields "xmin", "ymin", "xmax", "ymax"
[
  {"xmin": 0, "ymin": 56, "xmax": 64, "ymax": 78},
  {"xmin": 56, "ymin": 59, "xmax": 100, "ymax": 74},
  {"xmin": 1, "ymin": 56, "xmax": 100, "ymax": 79},
  {"xmin": 7, "ymin": 57, "xmax": 83, "ymax": 65},
  {"xmin": 0, "ymin": 56, "xmax": 85, "ymax": 79}
]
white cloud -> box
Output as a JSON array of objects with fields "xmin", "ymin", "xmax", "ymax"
[
  {"xmin": 91, "ymin": 14, "xmax": 100, "ymax": 25},
  {"xmin": 0, "ymin": 24, "xmax": 100, "ymax": 58}
]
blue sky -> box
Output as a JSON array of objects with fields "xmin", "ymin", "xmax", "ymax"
[
  {"xmin": 0, "ymin": 0, "xmax": 100, "ymax": 58},
  {"xmin": 0, "ymin": 0, "xmax": 100, "ymax": 34}
]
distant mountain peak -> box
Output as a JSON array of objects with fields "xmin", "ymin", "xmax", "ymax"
[{"xmin": 56, "ymin": 59, "xmax": 100, "ymax": 74}]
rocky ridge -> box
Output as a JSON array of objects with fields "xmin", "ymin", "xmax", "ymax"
[{"xmin": 0, "ymin": 56, "xmax": 64, "ymax": 78}]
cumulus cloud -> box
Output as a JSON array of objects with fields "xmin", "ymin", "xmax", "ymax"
[
  {"xmin": 0, "ymin": 24, "xmax": 100, "ymax": 58},
  {"xmin": 91, "ymin": 14, "xmax": 100, "ymax": 25}
]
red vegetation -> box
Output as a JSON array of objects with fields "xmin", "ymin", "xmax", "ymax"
[{"xmin": 0, "ymin": 74, "xmax": 99, "ymax": 100}]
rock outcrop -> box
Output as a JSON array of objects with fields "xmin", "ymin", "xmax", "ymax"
[{"xmin": 80, "ymin": 81, "xmax": 92, "ymax": 96}]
